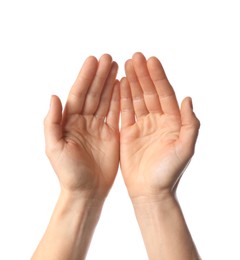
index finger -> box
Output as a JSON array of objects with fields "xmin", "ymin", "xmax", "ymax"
[
  {"xmin": 64, "ymin": 56, "xmax": 98, "ymax": 116},
  {"xmin": 147, "ymin": 57, "xmax": 180, "ymax": 116}
]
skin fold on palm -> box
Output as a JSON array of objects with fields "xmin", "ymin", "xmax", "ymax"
[
  {"xmin": 44, "ymin": 54, "xmax": 120, "ymax": 199},
  {"xmin": 120, "ymin": 53, "xmax": 200, "ymax": 199},
  {"xmin": 33, "ymin": 52, "xmax": 201, "ymax": 260}
]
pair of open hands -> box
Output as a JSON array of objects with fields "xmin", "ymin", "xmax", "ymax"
[{"xmin": 44, "ymin": 52, "xmax": 200, "ymax": 202}]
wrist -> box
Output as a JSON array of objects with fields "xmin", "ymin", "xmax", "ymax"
[
  {"xmin": 131, "ymin": 192, "xmax": 179, "ymax": 215},
  {"xmin": 130, "ymin": 192, "xmax": 200, "ymax": 260},
  {"xmin": 130, "ymin": 189, "xmax": 176, "ymax": 206},
  {"xmin": 124, "ymin": 174, "xmax": 180, "ymax": 203},
  {"xmin": 59, "ymin": 181, "xmax": 111, "ymax": 203},
  {"xmin": 59, "ymin": 188, "xmax": 106, "ymax": 209},
  {"xmin": 32, "ymin": 187, "xmax": 105, "ymax": 260}
]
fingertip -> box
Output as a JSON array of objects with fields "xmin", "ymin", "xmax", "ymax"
[
  {"xmin": 182, "ymin": 97, "xmax": 195, "ymax": 113},
  {"xmin": 181, "ymin": 97, "xmax": 200, "ymax": 129},
  {"xmin": 181, "ymin": 97, "xmax": 189, "ymax": 116},
  {"xmin": 51, "ymin": 94, "xmax": 59, "ymax": 102},
  {"xmin": 46, "ymin": 95, "xmax": 55, "ymax": 116},
  {"xmin": 51, "ymin": 94, "xmax": 62, "ymax": 109},
  {"xmin": 78, "ymin": 56, "xmax": 99, "ymax": 80},
  {"xmin": 48, "ymin": 95, "xmax": 62, "ymax": 124},
  {"xmin": 120, "ymin": 77, "xmax": 130, "ymax": 95},
  {"xmin": 44, "ymin": 96, "xmax": 63, "ymax": 152},
  {"xmin": 113, "ymin": 80, "xmax": 120, "ymax": 98},
  {"xmin": 113, "ymin": 60, "xmax": 118, "ymax": 67},
  {"xmin": 120, "ymin": 76, "xmax": 127, "ymax": 85},
  {"xmin": 124, "ymin": 59, "xmax": 132, "ymax": 71},
  {"xmin": 114, "ymin": 79, "xmax": 120, "ymax": 87},
  {"xmin": 147, "ymin": 56, "xmax": 161, "ymax": 66},
  {"xmin": 112, "ymin": 61, "xmax": 119, "ymax": 73},
  {"xmin": 132, "ymin": 52, "xmax": 147, "ymax": 68},
  {"xmin": 178, "ymin": 97, "xmax": 200, "ymax": 159},
  {"xmin": 84, "ymin": 55, "xmax": 98, "ymax": 66},
  {"xmin": 147, "ymin": 55, "xmax": 157, "ymax": 61},
  {"xmin": 187, "ymin": 96, "xmax": 193, "ymax": 110},
  {"xmin": 99, "ymin": 53, "xmax": 112, "ymax": 62},
  {"xmin": 132, "ymin": 52, "xmax": 145, "ymax": 60},
  {"xmin": 147, "ymin": 56, "xmax": 165, "ymax": 76}
]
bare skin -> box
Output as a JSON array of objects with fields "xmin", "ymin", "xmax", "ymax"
[
  {"xmin": 120, "ymin": 52, "xmax": 201, "ymax": 259},
  {"xmin": 45, "ymin": 55, "xmax": 120, "ymax": 198},
  {"xmin": 32, "ymin": 54, "xmax": 120, "ymax": 260},
  {"xmin": 32, "ymin": 52, "xmax": 201, "ymax": 260}
]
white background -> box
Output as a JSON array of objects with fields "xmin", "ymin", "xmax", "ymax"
[{"xmin": 0, "ymin": 0, "xmax": 240, "ymax": 259}]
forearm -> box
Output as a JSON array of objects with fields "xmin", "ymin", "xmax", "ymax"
[
  {"xmin": 132, "ymin": 194, "xmax": 200, "ymax": 260},
  {"xmin": 32, "ymin": 191, "xmax": 104, "ymax": 260}
]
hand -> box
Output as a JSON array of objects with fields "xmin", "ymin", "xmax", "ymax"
[
  {"xmin": 120, "ymin": 52, "xmax": 200, "ymax": 199},
  {"xmin": 44, "ymin": 54, "xmax": 120, "ymax": 199}
]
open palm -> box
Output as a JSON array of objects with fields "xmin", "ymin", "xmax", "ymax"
[
  {"xmin": 44, "ymin": 55, "xmax": 120, "ymax": 198},
  {"xmin": 120, "ymin": 53, "xmax": 200, "ymax": 198}
]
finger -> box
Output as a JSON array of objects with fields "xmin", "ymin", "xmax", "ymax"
[
  {"xmin": 94, "ymin": 62, "xmax": 118, "ymax": 120},
  {"xmin": 132, "ymin": 52, "xmax": 162, "ymax": 113},
  {"xmin": 44, "ymin": 95, "xmax": 63, "ymax": 151},
  {"xmin": 82, "ymin": 54, "xmax": 113, "ymax": 115},
  {"xmin": 178, "ymin": 97, "xmax": 200, "ymax": 159},
  {"xmin": 64, "ymin": 56, "xmax": 98, "ymax": 116},
  {"xmin": 147, "ymin": 56, "xmax": 180, "ymax": 116},
  {"xmin": 125, "ymin": 59, "xmax": 148, "ymax": 119},
  {"xmin": 120, "ymin": 77, "xmax": 135, "ymax": 128},
  {"xmin": 106, "ymin": 80, "xmax": 120, "ymax": 130}
]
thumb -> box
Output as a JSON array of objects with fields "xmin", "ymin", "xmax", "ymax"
[
  {"xmin": 44, "ymin": 95, "xmax": 63, "ymax": 152},
  {"xmin": 178, "ymin": 97, "xmax": 200, "ymax": 159}
]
